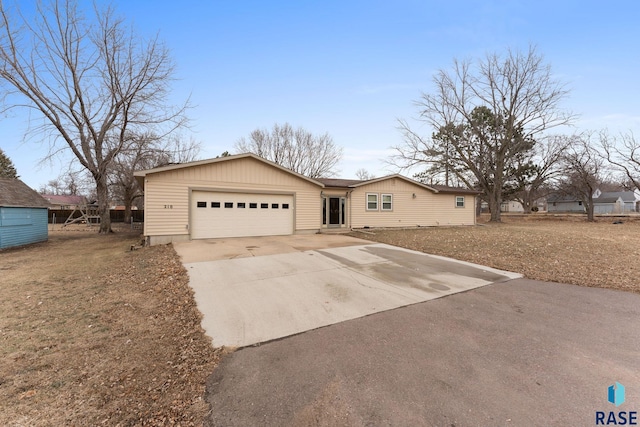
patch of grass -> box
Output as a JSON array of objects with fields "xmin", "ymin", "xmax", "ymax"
[{"xmin": 0, "ymin": 229, "xmax": 221, "ymax": 426}]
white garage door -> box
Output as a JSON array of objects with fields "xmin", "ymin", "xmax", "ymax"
[{"xmin": 191, "ymin": 191, "xmax": 294, "ymax": 239}]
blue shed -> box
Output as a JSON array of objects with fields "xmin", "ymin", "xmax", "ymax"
[{"xmin": 0, "ymin": 178, "xmax": 50, "ymax": 249}]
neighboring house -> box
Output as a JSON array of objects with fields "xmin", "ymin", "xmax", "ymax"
[
  {"xmin": 593, "ymin": 190, "xmax": 640, "ymax": 214},
  {"xmin": 547, "ymin": 194, "xmax": 585, "ymax": 213},
  {"xmin": 0, "ymin": 178, "xmax": 50, "ymax": 249},
  {"xmin": 41, "ymin": 194, "xmax": 87, "ymax": 210},
  {"xmin": 481, "ymin": 198, "xmax": 546, "ymax": 213},
  {"xmin": 548, "ymin": 189, "xmax": 640, "ymax": 214},
  {"xmin": 500, "ymin": 200, "xmax": 525, "ymax": 213},
  {"xmin": 134, "ymin": 153, "xmax": 479, "ymax": 245}
]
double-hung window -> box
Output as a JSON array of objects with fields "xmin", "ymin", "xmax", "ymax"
[
  {"xmin": 366, "ymin": 193, "xmax": 378, "ymax": 210},
  {"xmin": 455, "ymin": 196, "xmax": 465, "ymax": 208},
  {"xmin": 381, "ymin": 194, "xmax": 393, "ymax": 211}
]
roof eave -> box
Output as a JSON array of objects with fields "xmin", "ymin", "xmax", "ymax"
[
  {"xmin": 134, "ymin": 153, "xmax": 325, "ymax": 188},
  {"xmin": 349, "ymin": 174, "xmax": 439, "ymax": 192}
]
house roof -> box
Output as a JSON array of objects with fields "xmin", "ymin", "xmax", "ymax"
[
  {"xmin": 0, "ymin": 178, "xmax": 50, "ymax": 208},
  {"xmin": 41, "ymin": 194, "xmax": 86, "ymax": 206},
  {"xmin": 599, "ymin": 191, "xmax": 639, "ymax": 203},
  {"xmin": 133, "ymin": 153, "xmax": 480, "ymax": 195},
  {"xmin": 429, "ymin": 184, "xmax": 482, "ymax": 195},
  {"xmin": 134, "ymin": 153, "xmax": 325, "ymax": 188},
  {"xmin": 549, "ymin": 190, "xmax": 640, "ymax": 204},
  {"xmin": 315, "ymin": 178, "xmax": 365, "ymax": 188},
  {"xmin": 547, "ymin": 193, "xmax": 580, "ymax": 203},
  {"xmin": 594, "ymin": 196, "xmax": 623, "ymax": 204},
  {"xmin": 348, "ymin": 174, "xmax": 480, "ymax": 194}
]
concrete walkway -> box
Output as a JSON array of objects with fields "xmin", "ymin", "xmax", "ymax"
[{"xmin": 175, "ymin": 235, "xmax": 520, "ymax": 348}]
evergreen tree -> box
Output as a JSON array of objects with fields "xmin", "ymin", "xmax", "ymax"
[{"xmin": 0, "ymin": 149, "xmax": 18, "ymax": 178}]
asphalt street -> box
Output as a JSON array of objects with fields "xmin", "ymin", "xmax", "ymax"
[{"xmin": 205, "ymin": 279, "xmax": 640, "ymax": 427}]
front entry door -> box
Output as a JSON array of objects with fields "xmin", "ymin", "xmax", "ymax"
[{"xmin": 329, "ymin": 197, "xmax": 340, "ymax": 225}]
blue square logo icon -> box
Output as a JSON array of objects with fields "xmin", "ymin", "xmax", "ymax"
[{"xmin": 608, "ymin": 382, "xmax": 625, "ymax": 407}]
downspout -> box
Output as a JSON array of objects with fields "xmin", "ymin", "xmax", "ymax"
[
  {"xmin": 347, "ymin": 189, "xmax": 354, "ymax": 230},
  {"xmin": 473, "ymin": 194, "xmax": 477, "ymax": 225}
]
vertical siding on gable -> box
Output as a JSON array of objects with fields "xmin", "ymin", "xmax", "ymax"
[
  {"xmin": 350, "ymin": 179, "xmax": 475, "ymax": 228},
  {"xmin": 0, "ymin": 207, "xmax": 48, "ymax": 249},
  {"xmin": 142, "ymin": 157, "xmax": 322, "ymax": 237}
]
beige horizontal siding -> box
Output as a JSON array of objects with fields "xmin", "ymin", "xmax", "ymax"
[
  {"xmin": 143, "ymin": 157, "xmax": 322, "ymax": 237},
  {"xmin": 350, "ymin": 178, "xmax": 475, "ymax": 228}
]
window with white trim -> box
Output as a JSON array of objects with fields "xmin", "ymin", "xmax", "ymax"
[
  {"xmin": 366, "ymin": 193, "xmax": 378, "ymax": 210},
  {"xmin": 381, "ymin": 194, "xmax": 393, "ymax": 211},
  {"xmin": 455, "ymin": 196, "xmax": 465, "ymax": 208}
]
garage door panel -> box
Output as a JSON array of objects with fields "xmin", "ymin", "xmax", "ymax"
[{"xmin": 191, "ymin": 191, "xmax": 293, "ymax": 239}]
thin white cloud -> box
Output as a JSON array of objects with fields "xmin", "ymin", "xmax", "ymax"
[{"xmin": 576, "ymin": 114, "xmax": 640, "ymax": 132}]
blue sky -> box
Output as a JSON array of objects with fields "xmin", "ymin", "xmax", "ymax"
[{"xmin": 2, "ymin": 0, "xmax": 639, "ymax": 190}]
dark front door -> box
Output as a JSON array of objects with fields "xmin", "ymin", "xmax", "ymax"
[{"xmin": 329, "ymin": 197, "xmax": 340, "ymax": 225}]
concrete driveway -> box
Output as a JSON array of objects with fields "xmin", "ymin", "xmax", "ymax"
[
  {"xmin": 174, "ymin": 235, "xmax": 520, "ymax": 347},
  {"xmin": 205, "ymin": 279, "xmax": 640, "ymax": 426}
]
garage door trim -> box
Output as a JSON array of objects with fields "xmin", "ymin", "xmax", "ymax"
[{"xmin": 188, "ymin": 187, "xmax": 297, "ymax": 239}]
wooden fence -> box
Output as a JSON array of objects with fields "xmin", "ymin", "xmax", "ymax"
[{"xmin": 48, "ymin": 209, "xmax": 144, "ymax": 224}]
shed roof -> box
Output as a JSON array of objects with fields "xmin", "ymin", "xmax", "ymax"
[{"xmin": 0, "ymin": 178, "xmax": 50, "ymax": 208}]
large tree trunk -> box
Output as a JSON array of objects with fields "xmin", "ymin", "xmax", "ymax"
[
  {"xmin": 521, "ymin": 191, "xmax": 533, "ymax": 213},
  {"xmin": 96, "ymin": 176, "xmax": 113, "ymax": 233},
  {"xmin": 123, "ymin": 187, "xmax": 134, "ymax": 224},
  {"xmin": 586, "ymin": 194, "xmax": 595, "ymax": 222},
  {"xmin": 123, "ymin": 204, "xmax": 132, "ymax": 225},
  {"xmin": 488, "ymin": 191, "xmax": 502, "ymax": 222}
]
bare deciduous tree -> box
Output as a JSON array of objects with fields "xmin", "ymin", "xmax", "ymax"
[
  {"xmin": 355, "ymin": 168, "xmax": 375, "ymax": 180},
  {"xmin": 0, "ymin": 0, "xmax": 188, "ymax": 233},
  {"xmin": 235, "ymin": 123, "xmax": 342, "ymax": 178},
  {"xmin": 391, "ymin": 46, "xmax": 573, "ymax": 221},
  {"xmin": 110, "ymin": 134, "xmax": 200, "ymax": 223},
  {"xmin": 557, "ymin": 134, "xmax": 605, "ymax": 221},
  {"xmin": 600, "ymin": 131, "xmax": 640, "ymax": 192},
  {"xmin": 511, "ymin": 135, "xmax": 570, "ymax": 212}
]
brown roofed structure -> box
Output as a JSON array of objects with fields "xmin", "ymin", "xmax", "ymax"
[
  {"xmin": 0, "ymin": 178, "xmax": 50, "ymax": 208},
  {"xmin": 315, "ymin": 178, "xmax": 365, "ymax": 188},
  {"xmin": 429, "ymin": 184, "xmax": 481, "ymax": 195},
  {"xmin": 41, "ymin": 194, "xmax": 87, "ymax": 206},
  {"xmin": 317, "ymin": 175, "xmax": 479, "ymax": 194}
]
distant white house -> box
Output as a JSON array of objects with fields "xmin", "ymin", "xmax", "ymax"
[
  {"xmin": 482, "ymin": 198, "xmax": 546, "ymax": 213},
  {"xmin": 548, "ymin": 189, "xmax": 640, "ymax": 214},
  {"xmin": 500, "ymin": 200, "xmax": 525, "ymax": 213}
]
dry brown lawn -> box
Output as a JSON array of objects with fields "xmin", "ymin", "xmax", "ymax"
[
  {"xmin": 2, "ymin": 216, "xmax": 639, "ymax": 426},
  {"xmin": 350, "ymin": 215, "xmax": 640, "ymax": 293},
  {"xmin": 0, "ymin": 226, "xmax": 221, "ymax": 426}
]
